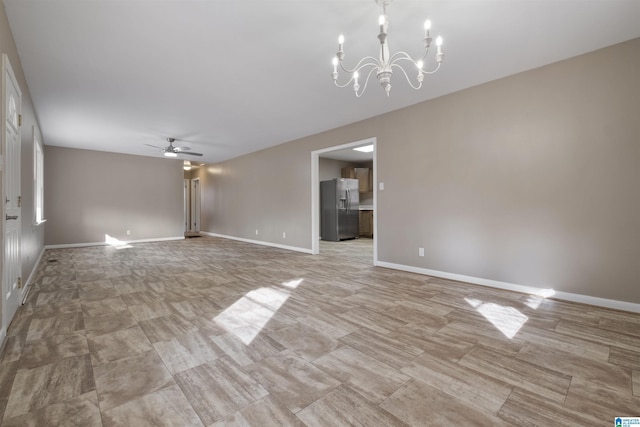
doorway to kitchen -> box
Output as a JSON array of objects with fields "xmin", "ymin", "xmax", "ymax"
[{"xmin": 311, "ymin": 137, "xmax": 377, "ymax": 265}]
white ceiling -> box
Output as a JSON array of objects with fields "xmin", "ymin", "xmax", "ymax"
[{"xmin": 4, "ymin": 0, "xmax": 640, "ymax": 164}]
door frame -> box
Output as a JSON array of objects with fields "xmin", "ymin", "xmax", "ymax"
[
  {"xmin": 2, "ymin": 53, "xmax": 23, "ymax": 336},
  {"xmin": 310, "ymin": 137, "xmax": 377, "ymax": 263},
  {"xmin": 183, "ymin": 179, "xmax": 190, "ymax": 232},
  {"xmin": 190, "ymin": 178, "xmax": 201, "ymax": 232}
]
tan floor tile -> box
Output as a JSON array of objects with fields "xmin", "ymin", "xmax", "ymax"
[
  {"xmin": 498, "ymin": 387, "xmax": 601, "ymax": 426},
  {"xmin": 102, "ymin": 384, "xmax": 203, "ymax": 427},
  {"xmin": 211, "ymin": 395, "xmax": 303, "ymax": 427},
  {"xmin": 555, "ymin": 319, "xmax": 640, "ymax": 352},
  {"xmin": 20, "ymin": 333, "xmax": 89, "ymax": 370},
  {"xmin": 138, "ymin": 315, "xmax": 199, "ymax": 343},
  {"xmin": 0, "ymin": 361, "xmax": 19, "ymax": 400},
  {"xmin": 2, "ymin": 391, "xmax": 101, "ymax": 427},
  {"xmin": 514, "ymin": 325, "xmax": 610, "ymax": 361},
  {"xmin": 93, "ymin": 350, "xmax": 174, "ymax": 412},
  {"xmin": 25, "ymin": 313, "xmax": 84, "ymax": 342},
  {"xmin": 153, "ymin": 331, "xmax": 225, "ymax": 374},
  {"xmin": 564, "ymin": 377, "xmax": 640, "ymax": 423},
  {"xmin": 246, "ymin": 350, "xmax": 340, "ymax": 413},
  {"xmin": 297, "ymin": 384, "xmax": 409, "ymax": 427},
  {"xmin": 29, "ymin": 299, "xmax": 82, "ymax": 319},
  {"xmin": 84, "ymin": 309, "xmax": 138, "ymax": 337},
  {"xmin": 338, "ymin": 328, "xmax": 423, "ymax": 369},
  {"xmin": 88, "ymin": 325, "xmax": 153, "ymax": 364},
  {"xmin": 609, "ymin": 346, "xmax": 640, "ymax": 370},
  {"xmin": 390, "ymin": 325, "xmax": 473, "ymax": 361},
  {"xmin": 312, "ymin": 345, "xmax": 409, "ymax": 403},
  {"xmin": 401, "ymin": 352, "xmax": 513, "ymax": 414},
  {"xmin": 517, "ymin": 342, "xmax": 632, "ymax": 392},
  {"xmin": 175, "ymin": 356, "xmax": 268, "ymax": 425},
  {"xmin": 380, "ymin": 379, "xmax": 509, "ymax": 426},
  {"xmin": 268, "ymin": 323, "xmax": 340, "ymax": 362},
  {"xmin": 81, "ymin": 296, "xmax": 128, "ymax": 317},
  {"xmin": 211, "ymin": 331, "xmax": 284, "ymax": 367},
  {"xmin": 6, "ymin": 237, "xmax": 640, "ymax": 424},
  {"xmin": 0, "ymin": 335, "xmax": 25, "ymax": 364},
  {"xmin": 3, "ymin": 355, "xmax": 94, "ymax": 419},
  {"xmin": 337, "ymin": 307, "xmax": 406, "ymax": 335},
  {"xmin": 35, "ymin": 289, "xmax": 79, "ymax": 306},
  {"xmin": 459, "ymin": 346, "xmax": 571, "ymax": 402}
]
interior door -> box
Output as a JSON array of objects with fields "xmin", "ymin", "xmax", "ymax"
[
  {"xmin": 190, "ymin": 178, "xmax": 200, "ymax": 232},
  {"xmin": 2, "ymin": 54, "xmax": 22, "ymax": 331}
]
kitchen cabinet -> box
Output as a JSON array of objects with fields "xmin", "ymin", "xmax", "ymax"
[
  {"xmin": 359, "ymin": 210, "xmax": 373, "ymax": 237},
  {"xmin": 342, "ymin": 167, "xmax": 372, "ymax": 193}
]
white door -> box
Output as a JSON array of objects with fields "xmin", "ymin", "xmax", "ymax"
[
  {"xmin": 183, "ymin": 179, "xmax": 190, "ymax": 232},
  {"xmin": 190, "ymin": 178, "xmax": 200, "ymax": 232},
  {"xmin": 2, "ymin": 54, "xmax": 22, "ymax": 331}
]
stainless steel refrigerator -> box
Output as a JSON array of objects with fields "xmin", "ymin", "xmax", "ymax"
[{"xmin": 320, "ymin": 178, "xmax": 359, "ymax": 241}]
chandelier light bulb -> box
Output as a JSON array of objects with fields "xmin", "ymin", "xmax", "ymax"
[
  {"xmin": 436, "ymin": 35, "xmax": 443, "ymax": 46},
  {"xmin": 424, "ymin": 19, "xmax": 431, "ymax": 31},
  {"xmin": 379, "ymin": 15, "xmax": 385, "ymax": 26},
  {"xmin": 416, "ymin": 60, "xmax": 424, "ymax": 69},
  {"xmin": 338, "ymin": 34, "xmax": 345, "ymax": 45},
  {"xmin": 332, "ymin": 57, "xmax": 338, "ymax": 66}
]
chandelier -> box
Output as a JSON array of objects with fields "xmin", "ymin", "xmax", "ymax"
[{"xmin": 331, "ymin": 0, "xmax": 444, "ymax": 97}]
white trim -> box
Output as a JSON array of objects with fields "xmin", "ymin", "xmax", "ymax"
[
  {"xmin": 45, "ymin": 236, "xmax": 185, "ymax": 250},
  {"xmin": 21, "ymin": 246, "xmax": 45, "ymax": 304},
  {"xmin": 310, "ymin": 137, "xmax": 378, "ymax": 264},
  {"xmin": 376, "ymin": 260, "xmax": 640, "ymax": 314},
  {"xmin": 0, "ymin": 329, "xmax": 6, "ymax": 353},
  {"xmin": 201, "ymin": 231, "xmax": 313, "ymax": 254}
]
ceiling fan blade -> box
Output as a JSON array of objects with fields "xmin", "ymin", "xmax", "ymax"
[
  {"xmin": 173, "ymin": 146, "xmax": 191, "ymax": 152},
  {"xmin": 144, "ymin": 144, "xmax": 164, "ymax": 149},
  {"xmin": 180, "ymin": 151, "xmax": 203, "ymax": 157}
]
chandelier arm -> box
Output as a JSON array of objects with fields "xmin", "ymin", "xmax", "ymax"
[
  {"xmin": 390, "ymin": 63, "xmax": 423, "ymax": 90},
  {"xmin": 355, "ymin": 66, "xmax": 380, "ymax": 98},
  {"xmin": 389, "ymin": 50, "xmax": 422, "ymax": 64},
  {"xmin": 419, "ymin": 62, "xmax": 442, "ymax": 75},
  {"xmin": 339, "ymin": 57, "xmax": 380, "ymax": 74}
]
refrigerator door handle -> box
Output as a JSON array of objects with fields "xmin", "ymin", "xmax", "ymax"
[{"xmin": 346, "ymin": 188, "xmax": 350, "ymax": 213}]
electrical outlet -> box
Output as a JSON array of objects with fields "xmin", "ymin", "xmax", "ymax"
[
  {"xmin": 419, "ymin": 247, "xmax": 424, "ymax": 257},
  {"xmin": 282, "ymin": 232, "xmax": 286, "ymax": 239},
  {"xmin": 379, "ymin": 182, "xmax": 384, "ymax": 191},
  {"xmin": 126, "ymin": 230, "xmax": 131, "ymax": 236},
  {"xmin": 255, "ymin": 229, "xmax": 259, "ymax": 236}
]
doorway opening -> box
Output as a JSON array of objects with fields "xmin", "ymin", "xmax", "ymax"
[
  {"xmin": 311, "ymin": 137, "xmax": 377, "ymax": 265},
  {"xmin": 184, "ymin": 177, "xmax": 201, "ymax": 238}
]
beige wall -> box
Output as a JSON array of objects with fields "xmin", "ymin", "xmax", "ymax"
[
  {"xmin": 319, "ymin": 158, "xmax": 351, "ymax": 181},
  {"xmin": 44, "ymin": 147, "xmax": 184, "ymax": 245},
  {"xmin": 1, "ymin": 3, "xmax": 45, "ymax": 325},
  {"xmin": 197, "ymin": 38, "xmax": 640, "ymax": 304}
]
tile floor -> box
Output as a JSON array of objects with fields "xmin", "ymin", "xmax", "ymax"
[{"xmin": 0, "ymin": 236, "xmax": 638, "ymax": 426}]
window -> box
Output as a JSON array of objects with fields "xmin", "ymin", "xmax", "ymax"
[{"xmin": 33, "ymin": 128, "xmax": 45, "ymax": 225}]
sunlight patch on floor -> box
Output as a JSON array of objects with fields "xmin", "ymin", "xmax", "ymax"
[
  {"xmin": 465, "ymin": 297, "xmax": 528, "ymax": 339},
  {"xmin": 214, "ymin": 279, "xmax": 304, "ymax": 345},
  {"xmin": 104, "ymin": 234, "xmax": 132, "ymax": 249}
]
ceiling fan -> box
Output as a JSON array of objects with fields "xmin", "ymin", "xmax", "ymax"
[{"xmin": 145, "ymin": 138, "xmax": 203, "ymax": 157}]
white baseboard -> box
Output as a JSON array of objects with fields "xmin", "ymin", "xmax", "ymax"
[
  {"xmin": 200, "ymin": 231, "xmax": 313, "ymax": 254},
  {"xmin": 0, "ymin": 328, "xmax": 6, "ymax": 354},
  {"xmin": 375, "ymin": 260, "xmax": 640, "ymax": 314},
  {"xmin": 21, "ymin": 246, "xmax": 45, "ymax": 304},
  {"xmin": 44, "ymin": 236, "xmax": 185, "ymax": 250}
]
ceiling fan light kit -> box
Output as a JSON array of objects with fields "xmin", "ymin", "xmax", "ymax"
[
  {"xmin": 145, "ymin": 137, "xmax": 204, "ymax": 158},
  {"xmin": 331, "ymin": 0, "xmax": 444, "ymax": 97}
]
